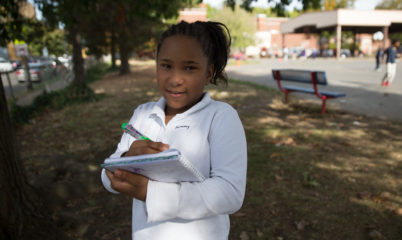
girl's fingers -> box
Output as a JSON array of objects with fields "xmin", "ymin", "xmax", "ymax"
[{"xmin": 147, "ymin": 141, "xmax": 170, "ymax": 151}]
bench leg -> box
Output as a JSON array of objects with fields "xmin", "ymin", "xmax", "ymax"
[
  {"xmin": 321, "ymin": 98, "xmax": 327, "ymax": 114},
  {"xmin": 284, "ymin": 91, "xmax": 289, "ymax": 103}
]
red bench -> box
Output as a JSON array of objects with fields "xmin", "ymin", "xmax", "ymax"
[{"xmin": 272, "ymin": 69, "xmax": 346, "ymax": 114}]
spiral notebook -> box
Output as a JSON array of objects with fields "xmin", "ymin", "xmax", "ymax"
[{"xmin": 101, "ymin": 149, "xmax": 205, "ymax": 183}]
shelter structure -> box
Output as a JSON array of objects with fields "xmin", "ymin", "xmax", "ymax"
[{"xmin": 281, "ymin": 9, "xmax": 402, "ymax": 58}]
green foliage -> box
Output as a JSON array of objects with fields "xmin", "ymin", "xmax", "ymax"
[
  {"xmin": 210, "ymin": 7, "xmax": 257, "ymax": 50},
  {"xmin": 206, "ymin": 3, "xmax": 220, "ymax": 18},
  {"xmin": 252, "ymin": 7, "xmax": 277, "ymax": 17},
  {"xmin": 375, "ymin": 0, "xmax": 402, "ymax": 9},
  {"xmin": 10, "ymin": 62, "xmax": 110, "ymax": 126},
  {"xmin": 323, "ymin": 0, "xmax": 355, "ymax": 10},
  {"xmin": 302, "ymin": 171, "xmax": 320, "ymax": 188},
  {"xmin": 0, "ymin": 0, "xmax": 24, "ymax": 46}
]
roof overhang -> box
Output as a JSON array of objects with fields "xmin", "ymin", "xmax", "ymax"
[{"xmin": 281, "ymin": 9, "xmax": 402, "ymax": 34}]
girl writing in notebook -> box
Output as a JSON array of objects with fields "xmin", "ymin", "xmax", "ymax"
[{"xmin": 101, "ymin": 21, "xmax": 247, "ymax": 239}]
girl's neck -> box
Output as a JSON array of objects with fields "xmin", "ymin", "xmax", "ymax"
[{"xmin": 165, "ymin": 113, "xmax": 175, "ymax": 125}]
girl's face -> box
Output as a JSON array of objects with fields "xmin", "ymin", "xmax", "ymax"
[{"xmin": 157, "ymin": 35, "xmax": 213, "ymax": 116}]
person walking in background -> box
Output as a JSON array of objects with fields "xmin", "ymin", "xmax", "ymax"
[
  {"xmin": 375, "ymin": 45, "xmax": 384, "ymax": 72},
  {"xmin": 381, "ymin": 39, "xmax": 400, "ymax": 86}
]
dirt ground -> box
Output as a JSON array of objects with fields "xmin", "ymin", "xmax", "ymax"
[{"xmin": 16, "ymin": 62, "xmax": 402, "ymax": 240}]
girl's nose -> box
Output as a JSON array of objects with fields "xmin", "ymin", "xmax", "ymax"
[{"xmin": 167, "ymin": 70, "xmax": 183, "ymax": 86}]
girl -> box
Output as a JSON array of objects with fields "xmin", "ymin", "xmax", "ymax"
[{"xmin": 101, "ymin": 21, "xmax": 247, "ymax": 240}]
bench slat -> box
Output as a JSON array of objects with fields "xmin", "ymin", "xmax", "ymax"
[
  {"xmin": 272, "ymin": 69, "xmax": 328, "ymax": 85},
  {"xmin": 284, "ymin": 86, "xmax": 346, "ymax": 98}
]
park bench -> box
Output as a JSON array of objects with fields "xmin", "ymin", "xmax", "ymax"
[{"xmin": 272, "ymin": 69, "xmax": 346, "ymax": 114}]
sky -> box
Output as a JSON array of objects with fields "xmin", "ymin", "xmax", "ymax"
[{"xmin": 204, "ymin": 0, "xmax": 384, "ymax": 11}]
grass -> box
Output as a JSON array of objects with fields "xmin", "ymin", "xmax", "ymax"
[{"xmin": 15, "ymin": 63, "xmax": 402, "ymax": 240}]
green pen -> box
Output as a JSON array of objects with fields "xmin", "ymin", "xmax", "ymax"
[{"xmin": 121, "ymin": 122, "xmax": 150, "ymax": 140}]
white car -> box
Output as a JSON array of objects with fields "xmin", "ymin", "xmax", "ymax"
[
  {"xmin": 0, "ymin": 57, "xmax": 13, "ymax": 73},
  {"xmin": 16, "ymin": 63, "xmax": 45, "ymax": 82}
]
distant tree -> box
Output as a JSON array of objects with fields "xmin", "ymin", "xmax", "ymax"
[
  {"xmin": 0, "ymin": 0, "xmax": 24, "ymax": 46},
  {"xmin": 252, "ymin": 6, "xmax": 278, "ymax": 17},
  {"xmin": 210, "ymin": 6, "xmax": 257, "ymax": 51},
  {"xmin": 225, "ymin": 0, "xmax": 320, "ymax": 16},
  {"xmin": 44, "ymin": 28, "xmax": 68, "ymax": 57},
  {"xmin": 225, "ymin": 0, "xmax": 354, "ymax": 16},
  {"xmin": 35, "ymin": 0, "xmax": 95, "ymax": 95},
  {"xmin": 323, "ymin": 0, "xmax": 356, "ymax": 10},
  {"xmin": 375, "ymin": 0, "xmax": 402, "ymax": 9}
]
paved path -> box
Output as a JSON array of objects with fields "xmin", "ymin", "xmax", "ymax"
[{"xmin": 226, "ymin": 58, "xmax": 402, "ymax": 122}]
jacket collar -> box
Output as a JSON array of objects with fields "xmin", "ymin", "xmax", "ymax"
[{"xmin": 149, "ymin": 92, "xmax": 212, "ymax": 122}]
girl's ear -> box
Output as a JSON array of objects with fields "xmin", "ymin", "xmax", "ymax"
[{"xmin": 206, "ymin": 64, "xmax": 214, "ymax": 86}]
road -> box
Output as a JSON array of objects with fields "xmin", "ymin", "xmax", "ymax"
[
  {"xmin": 226, "ymin": 58, "xmax": 402, "ymax": 122},
  {"xmin": 1, "ymin": 71, "xmax": 43, "ymax": 100}
]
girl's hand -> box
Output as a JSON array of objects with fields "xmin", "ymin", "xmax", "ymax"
[
  {"xmin": 106, "ymin": 169, "xmax": 149, "ymax": 201},
  {"xmin": 124, "ymin": 140, "xmax": 170, "ymax": 157}
]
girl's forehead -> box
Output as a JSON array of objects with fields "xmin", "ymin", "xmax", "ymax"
[{"xmin": 158, "ymin": 35, "xmax": 207, "ymax": 61}]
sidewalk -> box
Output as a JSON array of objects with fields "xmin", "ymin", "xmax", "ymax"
[{"xmin": 15, "ymin": 78, "xmax": 71, "ymax": 106}]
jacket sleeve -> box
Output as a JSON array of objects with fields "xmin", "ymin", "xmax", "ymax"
[
  {"xmin": 100, "ymin": 109, "xmax": 139, "ymax": 194},
  {"xmin": 146, "ymin": 107, "xmax": 247, "ymax": 222}
]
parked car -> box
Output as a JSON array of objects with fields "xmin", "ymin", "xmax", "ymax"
[
  {"xmin": 340, "ymin": 49, "xmax": 351, "ymax": 58},
  {"xmin": 0, "ymin": 57, "xmax": 13, "ymax": 72},
  {"xmin": 16, "ymin": 62, "xmax": 49, "ymax": 82},
  {"xmin": 232, "ymin": 52, "xmax": 246, "ymax": 60}
]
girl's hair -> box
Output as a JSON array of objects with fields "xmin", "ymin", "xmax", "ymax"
[{"xmin": 156, "ymin": 21, "xmax": 231, "ymax": 86}]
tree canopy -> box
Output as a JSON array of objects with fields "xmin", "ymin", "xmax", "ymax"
[
  {"xmin": 210, "ymin": 6, "xmax": 257, "ymax": 50},
  {"xmin": 375, "ymin": 0, "xmax": 402, "ymax": 9},
  {"xmin": 224, "ymin": 0, "xmax": 356, "ymax": 16}
]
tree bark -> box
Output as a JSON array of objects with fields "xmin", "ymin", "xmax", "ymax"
[
  {"xmin": 69, "ymin": 24, "xmax": 85, "ymax": 87},
  {"xmin": 0, "ymin": 76, "xmax": 70, "ymax": 240},
  {"xmin": 119, "ymin": 30, "xmax": 130, "ymax": 75},
  {"xmin": 111, "ymin": 29, "xmax": 117, "ymax": 69}
]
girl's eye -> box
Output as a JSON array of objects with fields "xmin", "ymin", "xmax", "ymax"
[
  {"xmin": 185, "ymin": 66, "xmax": 196, "ymax": 71},
  {"xmin": 161, "ymin": 63, "xmax": 171, "ymax": 69}
]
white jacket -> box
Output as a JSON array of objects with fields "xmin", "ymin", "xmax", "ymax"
[{"xmin": 101, "ymin": 92, "xmax": 247, "ymax": 240}]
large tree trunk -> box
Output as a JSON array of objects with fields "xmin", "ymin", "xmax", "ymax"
[
  {"xmin": 111, "ymin": 29, "xmax": 117, "ymax": 69},
  {"xmin": 0, "ymin": 76, "xmax": 69, "ymax": 240},
  {"xmin": 119, "ymin": 30, "xmax": 130, "ymax": 75},
  {"xmin": 69, "ymin": 25, "xmax": 85, "ymax": 87}
]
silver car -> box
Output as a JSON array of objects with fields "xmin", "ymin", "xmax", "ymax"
[{"xmin": 16, "ymin": 63, "xmax": 46, "ymax": 82}]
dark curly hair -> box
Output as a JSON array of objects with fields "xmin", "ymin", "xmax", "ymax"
[{"xmin": 156, "ymin": 21, "xmax": 231, "ymax": 86}]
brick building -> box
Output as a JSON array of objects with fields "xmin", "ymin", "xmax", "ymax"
[{"xmin": 178, "ymin": 6, "xmax": 387, "ymax": 58}]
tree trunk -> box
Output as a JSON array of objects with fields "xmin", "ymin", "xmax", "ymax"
[
  {"xmin": 119, "ymin": 31, "xmax": 130, "ymax": 75},
  {"xmin": 69, "ymin": 25, "xmax": 85, "ymax": 87},
  {"xmin": 22, "ymin": 56, "xmax": 33, "ymax": 90},
  {"xmin": 0, "ymin": 76, "xmax": 70, "ymax": 240},
  {"xmin": 111, "ymin": 29, "xmax": 117, "ymax": 69}
]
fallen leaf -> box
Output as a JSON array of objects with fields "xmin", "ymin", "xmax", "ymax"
[
  {"xmin": 295, "ymin": 219, "xmax": 309, "ymax": 231},
  {"xmin": 395, "ymin": 208, "xmax": 402, "ymax": 216},
  {"xmin": 239, "ymin": 231, "xmax": 250, "ymax": 240},
  {"xmin": 270, "ymin": 152, "xmax": 280, "ymax": 158},
  {"xmin": 275, "ymin": 174, "xmax": 283, "ymax": 181},
  {"xmin": 356, "ymin": 191, "xmax": 371, "ymax": 200},
  {"xmin": 233, "ymin": 211, "xmax": 246, "ymax": 217},
  {"xmin": 368, "ymin": 230, "xmax": 385, "ymax": 240}
]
